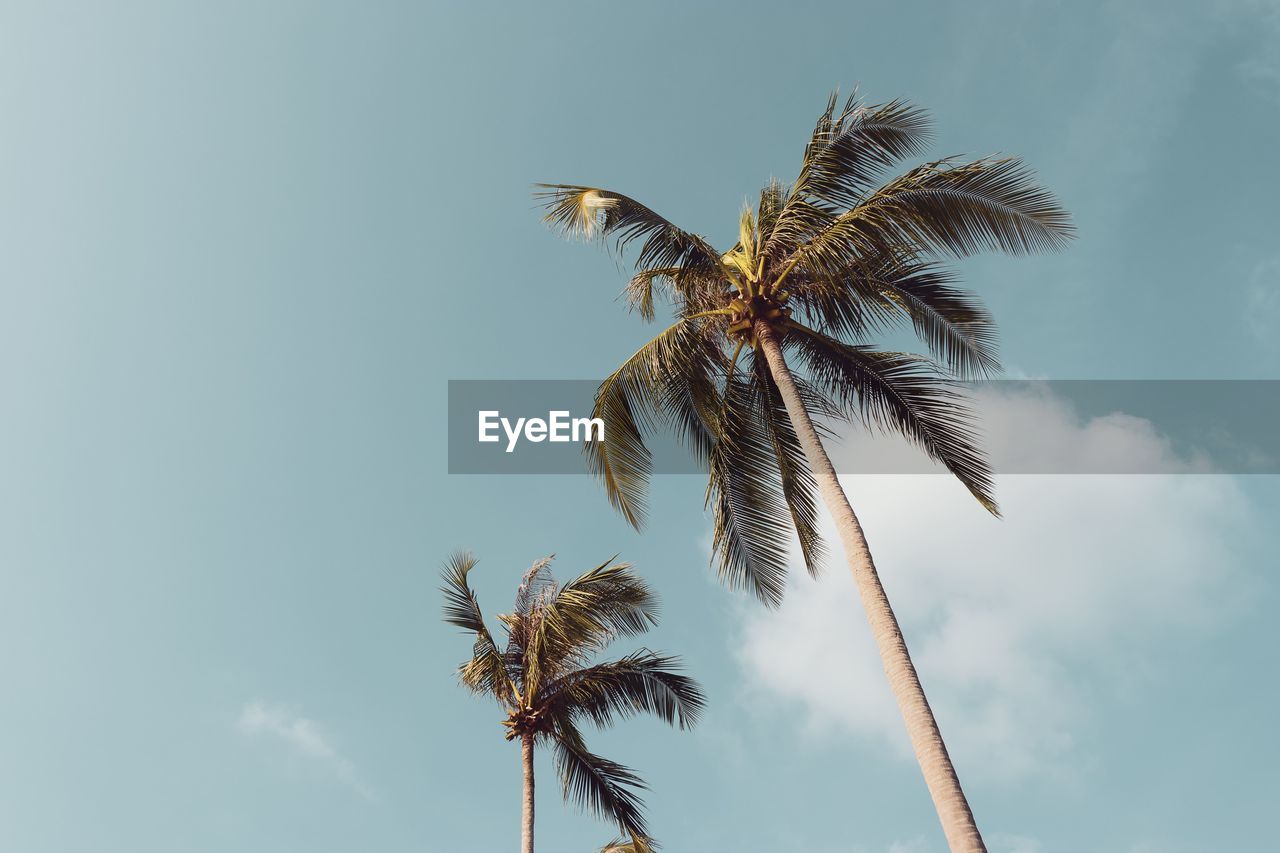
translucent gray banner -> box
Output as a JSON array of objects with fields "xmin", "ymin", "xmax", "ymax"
[{"xmin": 447, "ymin": 380, "xmax": 1280, "ymax": 475}]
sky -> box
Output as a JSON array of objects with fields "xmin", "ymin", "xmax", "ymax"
[{"xmin": 1, "ymin": 1, "xmax": 1279, "ymax": 851}]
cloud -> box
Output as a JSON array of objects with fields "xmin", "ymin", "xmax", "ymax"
[
  {"xmin": 733, "ymin": 385, "xmax": 1257, "ymax": 783},
  {"xmin": 236, "ymin": 701, "xmax": 374, "ymax": 800}
]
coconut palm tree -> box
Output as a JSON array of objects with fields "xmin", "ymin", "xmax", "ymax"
[
  {"xmin": 536, "ymin": 91, "xmax": 1072, "ymax": 852},
  {"xmin": 441, "ymin": 553, "xmax": 703, "ymax": 853}
]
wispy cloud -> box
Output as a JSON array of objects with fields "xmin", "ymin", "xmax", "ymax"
[
  {"xmin": 236, "ymin": 701, "xmax": 374, "ymax": 800},
  {"xmin": 733, "ymin": 386, "xmax": 1257, "ymax": 783}
]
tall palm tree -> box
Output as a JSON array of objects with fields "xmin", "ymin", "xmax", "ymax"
[
  {"xmin": 442, "ymin": 553, "xmax": 704, "ymax": 853},
  {"xmin": 536, "ymin": 92, "xmax": 1072, "ymax": 852}
]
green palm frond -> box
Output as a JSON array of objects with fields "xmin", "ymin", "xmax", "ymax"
[
  {"xmin": 440, "ymin": 553, "xmax": 515, "ymax": 703},
  {"xmin": 756, "ymin": 178, "xmax": 789, "ymax": 241},
  {"xmin": 790, "ymin": 254, "xmax": 1000, "ymax": 378},
  {"xmin": 705, "ymin": 376, "xmax": 795, "ymax": 606},
  {"xmin": 535, "ymin": 184, "xmax": 720, "ymax": 291},
  {"xmin": 766, "ymin": 92, "xmax": 932, "ymax": 256},
  {"xmin": 783, "ymin": 322, "xmax": 999, "ymax": 515},
  {"xmin": 525, "ymin": 559, "xmax": 659, "ymax": 698},
  {"xmin": 441, "ymin": 552, "xmax": 487, "ymax": 633},
  {"xmin": 784, "ymin": 157, "xmax": 1072, "ymax": 288},
  {"xmin": 864, "ymin": 261, "xmax": 999, "ymax": 378},
  {"xmin": 792, "ymin": 93, "xmax": 934, "ymax": 207},
  {"xmin": 513, "ymin": 555, "xmax": 557, "ymax": 616},
  {"xmin": 625, "ymin": 268, "xmax": 679, "ymax": 322},
  {"xmin": 751, "ymin": 354, "xmax": 827, "ymax": 577},
  {"xmin": 553, "ymin": 720, "xmax": 650, "ymax": 840},
  {"xmin": 588, "ymin": 319, "xmax": 723, "ymax": 528},
  {"xmin": 708, "ymin": 360, "xmax": 868, "ymax": 597},
  {"xmin": 846, "ymin": 156, "xmax": 1074, "ymax": 258},
  {"xmin": 544, "ymin": 650, "xmax": 706, "ymax": 730}
]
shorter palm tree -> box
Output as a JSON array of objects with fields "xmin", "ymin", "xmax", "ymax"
[{"xmin": 442, "ymin": 553, "xmax": 704, "ymax": 853}]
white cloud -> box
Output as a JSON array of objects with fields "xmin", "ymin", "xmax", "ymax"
[
  {"xmin": 236, "ymin": 701, "xmax": 374, "ymax": 800},
  {"xmin": 734, "ymin": 386, "xmax": 1256, "ymax": 783}
]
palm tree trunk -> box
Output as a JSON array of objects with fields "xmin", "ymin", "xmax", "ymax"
[
  {"xmin": 521, "ymin": 734, "xmax": 535, "ymax": 853},
  {"xmin": 755, "ymin": 321, "xmax": 986, "ymax": 853}
]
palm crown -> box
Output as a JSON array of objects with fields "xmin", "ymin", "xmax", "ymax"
[
  {"xmin": 538, "ymin": 92, "xmax": 1072, "ymax": 606},
  {"xmin": 442, "ymin": 553, "xmax": 705, "ymax": 845}
]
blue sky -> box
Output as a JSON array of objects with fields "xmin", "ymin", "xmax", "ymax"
[{"xmin": 2, "ymin": 1, "xmax": 1279, "ymax": 851}]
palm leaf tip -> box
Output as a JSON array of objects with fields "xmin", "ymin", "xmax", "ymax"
[
  {"xmin": 440, "ymin": 552, "xmax": 514, "ymax": 701},
  {"xmin": 535, "ymin": 184, "xmax": 619, "ymax": 239},
  {"xmin": 534, "ymin": 183, "xmax": 719, "ymax": 278},
  {"xmin": 440, "ymin": 551, "xmax": 483, "ymax": 631}
]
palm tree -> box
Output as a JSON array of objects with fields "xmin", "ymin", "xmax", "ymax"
[
  {"xmin": 536, "ymin": 92, "xmax": 1072, "ymax": 852},
  {"xmin": 441, "ymin": 553, "xmax": 704, "ymax": 853}
]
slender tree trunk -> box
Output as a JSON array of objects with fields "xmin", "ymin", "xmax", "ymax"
[
  {"xmin": 521, "ymin": 734, "xmax": 535, "ymax": 853},
  {"xmin": 755, "ymin": 322, "xmax": 986, "ymax": 853}
]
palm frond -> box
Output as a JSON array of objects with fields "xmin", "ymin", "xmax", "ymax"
[
  {"xmin": 544, "ymin": 560, "xmax": 659, "ymax": 640},
  {"xmin": 872, "ymin": 261, "xmax": 1000, "ymax": 378},
  {"xmin": 706, "ymin": 376, "xmax": 794, "ymax": 607},
  {"xmin": 513, "ymin": 555, "xmax": 557, "ymax": 616},
  {"xmin": 780, "ymin": 158, "xmax": 1072, "ymax": 293},
  {"xmin": 796, "ymin": 94, "xmax": 934, "ymax": 204},
  {"xmin": 791, "ymin": 255, "xmax": 1000, "ymax": 378},
  {"xmin": 784, "ymin": 322, "xmax": 999, "ymax": 515},
  {"xmin": 440, "ymin": 553, "xmax": 515, "ymax": 703},
  {"xmin": 553, "ymin": 721, "xmax": 649, "ymax": 840},
  {"xmin": 535, "ymin": 184, "xmax": 720, "ymax": 304},
  {"xmin": 767, "ymin": 93, "xmax": 933, "ymax": 255},
  {"xmin": 588, "ymin": 319, "xmax": 723, "ymax": 528},
  {"xmin": 848, "ymin": 156, "xmax": 1074, "ymax": 258},
  {"xmin": 751, "ymin": 353, "xmax": 827, "ymax": 576},
  {"xmin": 544, "ymin": 650, "xmax": 706, "ymax": 730},
  {"xmin": 756, "ymin": 178, "xmax": 789, "ymax": 242},
  {"xmin": 525, "ymin": 559, "xmax": 659, "ymax": 697},
  {"xmin": 441, "ymin": 552, "xmax": 486, "ymax": 633},
  {"xmin": 625, "ymin": 268, "xmax": 678, "ymax": 322}
]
